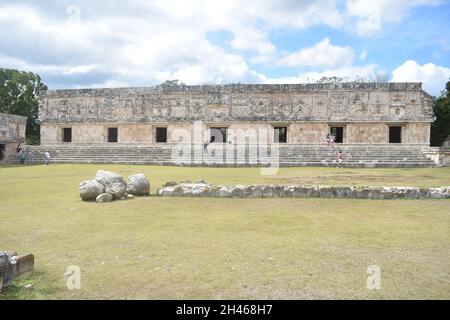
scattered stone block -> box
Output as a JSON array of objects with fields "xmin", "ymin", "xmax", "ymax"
[
  {"xmin": 79, "ymin": 179, "xmax": 105, "ymax": 201},
  {"xmin": 80, "ymin": 170, "xmax": 150, "ymax": 203},
  {"xmin": 0, "ymin": 251, "xmax": 34, "ymax": 292},
  {"xmin": 14, "ymin": 254, "xmax": 34, "ymax": 279},
  {"xmin": 96, "ymin": 192, "xmax": 114, "ymax": 203},
  {"xmin": 126, "ymin": 174, "xmax": 150, "ymax": 196}
]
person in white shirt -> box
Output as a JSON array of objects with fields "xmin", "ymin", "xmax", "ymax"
[{"xmin": 44, "ymin": 151, "xmax": 51, "ymax": 165}]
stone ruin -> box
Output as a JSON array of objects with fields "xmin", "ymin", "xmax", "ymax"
[
  {"xmin": 79, "ymin": 170, "xmax": 150, "ymax": 202},
  {"xmin": 157, "ymin": 182, "xmax": 450, "ymax": 200},
  {"xmin": 0, "ymin": 251, "xmax": 34, "ymax": 292}
]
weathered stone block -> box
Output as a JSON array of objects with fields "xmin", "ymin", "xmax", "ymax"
[
  {"xmin": 282, "ymin": 186, "xmax": 294, "ymax": 197},
  {"xmin": 219, "ymin": 186, "xmax": 232, "ymax": 197},
  {"xmin": 106, "ymin": 181, "xmax": 127, "ymax": 199},
  {"xmin": 126, "ymin": 174, "xmax": 150, "ymax": 196},
  {"xmin": 292, "ymin": 186, "xmax": 307, "ymax": 197},
  {"xmin": 262, "ymin": 185, "xmax": 274, "ymax": 198},
  {"xmin": 79, "ymin": 179, "xmax": 105, "ymax": 201},
  {"xmin": 14, "ymin": 254, "xmax": 34, "ymax": 279},
  {"xmin": 96, "ymin": 192, "xmax": 113, "ymax": 203},
  {"xmin": 0, "ymin": 252, "xmax": 34, "ymax": 292},
  {"xmin": 249, "ymin": 185, "xmax": 264, "ymax": 198},
  {"xmin": 231, "ymin": 185, "xmax": 245, "ymax": 197}
]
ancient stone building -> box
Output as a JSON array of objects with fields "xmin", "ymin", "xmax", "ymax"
[
  {"xmin": 31, "ymin": 82, "xmax": 439, "ymax": 167},
  {"xmin": 0, "ymin": 113, "xmax": 27, "ymax": 162},
  {"xmin": 38, "ymin": 82, "xmax": 434, "ymax": 146}
]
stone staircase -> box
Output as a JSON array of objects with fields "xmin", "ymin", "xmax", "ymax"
[{"xmin": 6, "ymin": 143, "xmax": 436, "ymax": 167}]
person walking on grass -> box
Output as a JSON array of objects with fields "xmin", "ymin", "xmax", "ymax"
[
  {"xmin": 44, "ymin": 150, "xmax": 51, "ymax": 165},
  {"xmin": 336, "ymin": 150, "xmax": 344, "ymax": 168}
]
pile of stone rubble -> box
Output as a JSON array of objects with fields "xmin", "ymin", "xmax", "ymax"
[
  {"xmin": 157, "ymin": 182, "xmax": 450, "ymax": 200},
  {"xmin": 79, "ymin": 170, "xmax": 150, "ymax": 203},
  {"xmin": 0, "ymin": 251, "xmax": 34, "ymax": 292}
]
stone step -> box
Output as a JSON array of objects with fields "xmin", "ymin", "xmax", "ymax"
[{"xmin": 9, "ymin": 143, "xmax": 433, "ymax": 168}]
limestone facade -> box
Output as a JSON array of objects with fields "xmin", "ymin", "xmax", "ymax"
[
  {"xmin": 0, "ymin": 113, "xmax": 27, "ymax": 161},
  {"xmin": 38, "ymin": 83, "xmax": 434, "ymax": 145}
]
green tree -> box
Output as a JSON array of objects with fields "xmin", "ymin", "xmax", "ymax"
[
  {"xmin": 0, "ymin": 68, "xmax": 47, "ymax": 144},
  {"xmin": 431, "ymin": 80, "xmax": 450, "ymax": 147}
]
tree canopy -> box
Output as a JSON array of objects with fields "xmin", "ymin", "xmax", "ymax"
[
  {"xmin": 0, "ymin": 68, "xmax": 47, "ymax": 144},
  {"xmin": 431, "ymin": 80, "xmax": 450, "ymax": 147}
]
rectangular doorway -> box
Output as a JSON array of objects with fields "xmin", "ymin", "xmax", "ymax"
[
  {"xmin": 210, "ymin": 127, "xmax": 228, "ymax": 143},
  {"xmin": 62, "ymin": 127, "xmax": 72, "ymax": 143},
  {"xmin": 108, "ymin": 127, "xmax": 118, "ymax": 143},
  {"xmin": 274, "ymin": 127, "xmax": 287, "ymax": 143},
  {"xmin": 330, "ymin": 126, "xmax": 344, "ymax": 143},
  {"xmin": 389, "ymin": 126, "xmax": 402, "ymax": 143},
  {"xmin": 0, "ymin": 144, "xmax": 5, "ymax": 161},
  {"xmin": 156, "ymin": 127, "xmax": 167, "ymax": 143}
]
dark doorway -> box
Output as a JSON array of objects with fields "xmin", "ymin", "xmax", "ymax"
[
  {"xmin": 330, "ymin": 127, "xmax": 344, "ymax": 143},
  {"xmin": 156, "ymin": 127, "xmax": 167, "ymax": 143},
  {"xmin": 108, "ymin": 127, "xmax": 118, "ymax": 143},
  {"xmin": 0, "ymin": 144, "xmax": 5, "ymax": 161},
  {"xmin": 210, "ymin": 127, "xmax": 227, "ymax": 143},
  {"xmin": 63, "ymin": 128, "xmax": 72, "ymax": 143},
  {"xmin": 274, "ymin": 127, "xmax": 287, "ymax": 143},
  {"xmin": 389, "ymin": 126, "xmax": 402, "ymax": 143}
]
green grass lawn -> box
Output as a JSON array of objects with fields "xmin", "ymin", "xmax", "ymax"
[{"xmin": 0, "ymin": 164, "xmax": 449, "ymax": 299}]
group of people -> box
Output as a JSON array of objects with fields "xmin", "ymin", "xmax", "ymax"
[{"xmin": 16, "ymin": 144, "xmax": 51, "ymax": 165}]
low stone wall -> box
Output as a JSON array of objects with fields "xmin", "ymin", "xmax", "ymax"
[
  {"xmin": 423, "ymin": 148, "xmax": 450, "ymax": 167},
  {"xmin": 157, "ymin": 183, "xmax": 450, "ymax": 200}
]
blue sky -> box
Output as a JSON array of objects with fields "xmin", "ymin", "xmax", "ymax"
[{"xmin": 0, "ymin": 0, "xmax": 449, "ymax": 95}]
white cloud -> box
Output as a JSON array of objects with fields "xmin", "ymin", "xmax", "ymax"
[
  {"xmin": 391, "ymin": 60, "xmax": 450, "ymax": 96},
  {"xmin": 0, "ymin": 1, "xmax": 446, "ymax": 89},
  {"xmin": 0, "ymin": 2, "xmax": 270, "ymax": 88},
  {"xmin": 346, "ymin": 0, "xmax": 442, "ymax": 37},
  {"xmin": 277, "ymin": 38, "xmax": 354, "ymax": 69}
]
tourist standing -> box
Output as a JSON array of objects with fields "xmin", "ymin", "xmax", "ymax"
[
  {"xmin": 336, "ymin": 150, "xmax": 344, "ymax": 168},
  {"xmin": 44, "ymin": 150, "xmax": 51, "ymax": 165},
  {"xmin": 28, "ymin": 149, "xmax": 34, "ymax": 164},
  {"xmin": 326, "ymin": 134, "xmax": 331, "ymax": 147},
  {"xmin": 19, "ymin": 148, "xmax": 25, "ymax": 164}
]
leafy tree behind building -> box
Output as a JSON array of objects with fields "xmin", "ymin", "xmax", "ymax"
[
  {"xmin": 431, "ymin": 81, "xmax": 450, "ymax": 147},
  {"xmin": 0, "ymin": 68, "xmax": 47, "ymax": 144}
]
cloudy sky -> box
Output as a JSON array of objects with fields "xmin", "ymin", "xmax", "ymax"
[{"xmin": 1, "ymin": 0, "xmax": 449, "ymax": 95}]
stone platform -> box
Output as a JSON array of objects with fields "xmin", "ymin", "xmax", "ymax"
[{"xmin": 4, "ymin": 143, "xmax": 436, "ymax": 168}]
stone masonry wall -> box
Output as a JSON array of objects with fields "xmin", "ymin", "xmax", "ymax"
[
  {"xmin": 0, "ymin": 113, "xmax": 27, "ymax": 144},
  {"xmin": 39, "ymin": 83, "xmax": 434, "ymax": 124},
  {"xmin": 0, "ymin": 113, "xmax": 27, "ymax": 162},
  {"xmin": 38, "ymin": 83, "xmax": 434, "ymax": 144},
  {"xmin": 157, "ymin": 183, "xmax": 450, "ymax": 200}
]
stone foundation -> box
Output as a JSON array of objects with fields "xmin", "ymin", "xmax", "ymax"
[{"xmin": 157, "ymin": 183, "xmax": 450, "ymax": 200}]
